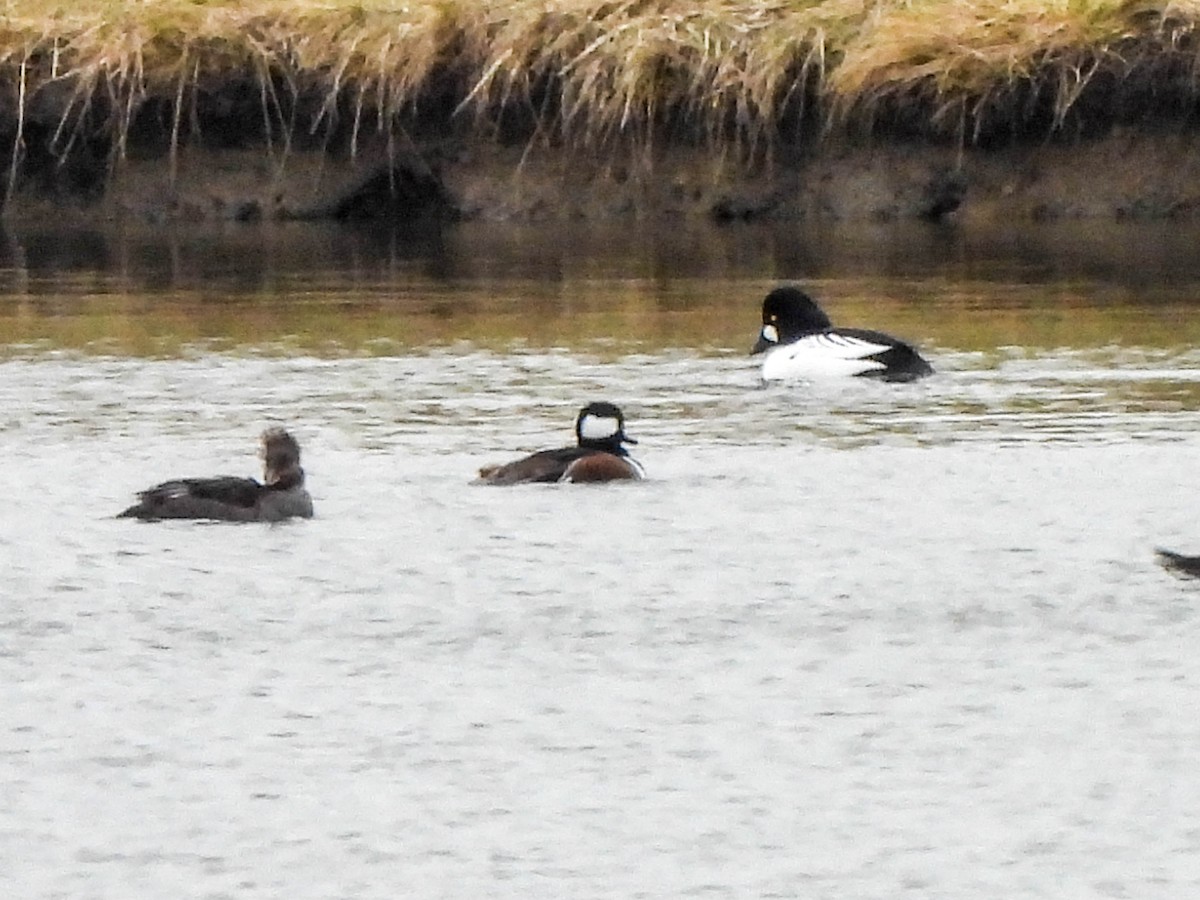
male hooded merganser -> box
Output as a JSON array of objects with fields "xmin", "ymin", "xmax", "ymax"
[
  {"xmin": 118, "ymin": 427, "xmax": 314, "ymax": 521},
  {"xmin": 476, "ymin": 402, "xmax": 644, "ymax": 485},
  {"xmin": 1156, "ymin": 548, "xmax": 1200, "ymax": 578},
  {"xmin": 752, "ymin": 285, "xmax": 934, "ymax": 382}
]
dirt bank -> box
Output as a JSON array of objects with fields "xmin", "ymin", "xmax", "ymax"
[
  {"xmin": 9, "ymin": 124, "xmax": 1200, "ymax": 227},
  {"xmin": 434, "ymin": 128, "xmax": 1200, "ymax": 225}
]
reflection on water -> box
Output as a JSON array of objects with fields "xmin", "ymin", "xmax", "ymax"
[
  {"xmin": 3, "ymin": 218, "xmax": 1200, "ymax": 355},
  {"xmin": 3, "ymin": 219, "xmax": 1200, "ymax": 899}
]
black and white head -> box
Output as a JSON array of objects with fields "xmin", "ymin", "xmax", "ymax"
[
  {"xmin": 574, "ymin": 402, "xmax": 636, "ymax": 452},
  {"xmin": 260, "ymin": 427, "xmax": 304, "ymax": 487},
  {"xmin": 753, "ymin": 286, "xmax": 834, "ymax": 353}
]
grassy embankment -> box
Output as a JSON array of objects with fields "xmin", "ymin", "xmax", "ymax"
[{"xmin": 0, "ymin": 0, "xmax": 1199, "ymax": 184}]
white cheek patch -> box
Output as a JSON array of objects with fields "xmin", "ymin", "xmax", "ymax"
[
  {"xmin": 761, "ymin": 324, "xmax": 779, "ymax": 344},
  {"xmin": 579, "ymin": 414, "xmax": 620, "ymax": 441}
]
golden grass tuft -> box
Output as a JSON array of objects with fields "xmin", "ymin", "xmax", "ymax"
[
  {"xmin": 831, "ymin": 0, "xmax": 1200, "ymax": 137},
  {"xmin": 3, "ymin": 0, "xmax": 1200, "ymax": 188}
]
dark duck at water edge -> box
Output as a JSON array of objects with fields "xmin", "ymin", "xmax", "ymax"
[
  {"xmin": 118, "ymin": 427, "xmax": 314, "ymax": 522},
  {"xmin": 1155, "ymin": 548, "xmax": 1200, "ymax": 578},
  {"xmin": 476, "ymin": 401, "xmax": 645, "ymax": 485},
  {"xmin": 752, "ymin": 285, "xmax": 934, "ymax": 382}
]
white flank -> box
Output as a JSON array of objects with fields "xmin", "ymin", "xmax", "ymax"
[
  {"xmin": 579, "ymin": 414, "xmax": 620, "ymax": 441},
  {"xmin": 761, "ymin": 332, "xmax": 890, "ymax": 381}
]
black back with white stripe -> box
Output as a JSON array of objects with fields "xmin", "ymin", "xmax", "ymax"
[{"xmin": 753, "ymin": 285, "xmax": 933, "ymax": 382}]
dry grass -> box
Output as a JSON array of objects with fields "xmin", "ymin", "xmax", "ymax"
[
  {"xmin": 2, "ymin": 0, "xmax": 1200, "ymax": 180},
  {"xmin": 829, "ymin": 0, "xmax": 1200, "ymax": 138}
]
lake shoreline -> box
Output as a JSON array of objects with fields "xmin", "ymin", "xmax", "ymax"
[
  {"xmin": 5, "ymin": 2, "xmax": 1200, "ymax": 225},
  {"xmin": 8, "ymin": 126, "xmax": 1200, "ymax": 227}
]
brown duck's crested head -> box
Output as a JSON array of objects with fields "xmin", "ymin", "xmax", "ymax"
[{"xmin": 260, "ymin": 427, "xmax": 303, "ymax": 486}]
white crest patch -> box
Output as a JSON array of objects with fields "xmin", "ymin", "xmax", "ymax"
[
  {"xmin": 760, "ymin": 324, "xmax": 779, "ymax": 344},
  {"xmin": 579, "ymin": 414, "xmax": 620, "ymax": 441}
]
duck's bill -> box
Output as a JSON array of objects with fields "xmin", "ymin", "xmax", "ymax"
[{"xmin": 751, "ymin": 336, "xmax": 773, "ymax": 355}]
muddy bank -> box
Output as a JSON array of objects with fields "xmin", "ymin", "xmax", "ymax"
[
  {"xmin": 8, "ymin": 122, "xmax": 1200, "ymax": 227},
  {"xmin": 432, "ymin": 129, "xmax": 1200, "ymax": 226},
  {"xmin": 6, "ymin": 88, "xmax": 1200, "ymax": 227}
]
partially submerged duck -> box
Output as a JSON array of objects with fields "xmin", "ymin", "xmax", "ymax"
[
  {"xmin": 118, "ymin": 427, "xmax": 314, "ymax": 522},
  {"xmin": 752, "ymin": 285, "xmax": 934, "ymax": 382},
  {"xmin": 477, "ymin": 402, "xmax": 644, "ymax": 485},
  {"xmin": 1156, "ymin": 548, "xmax": 1200, "ymax": 578}
]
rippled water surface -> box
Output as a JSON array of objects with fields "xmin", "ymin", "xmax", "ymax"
[{"xmin": 3, "ymin": 220, "xmax": 1200, "ymax": 898}]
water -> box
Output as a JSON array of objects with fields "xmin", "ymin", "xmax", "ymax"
[{"xmin": 2, "ymin": 219, "xmax": 1200, "ymax": 898}]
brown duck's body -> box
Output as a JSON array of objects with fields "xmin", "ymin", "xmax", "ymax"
[
  {"xmin": 477, "ymin": 402, "xmax": 644, "ymax": 485},
  {"xmin": 119, "ymin": 428, "xmax": 314, "ymax": 522},
  {"xmin": 1156, "ymin": 548, "xmax": 1200, "ymax": 578}
]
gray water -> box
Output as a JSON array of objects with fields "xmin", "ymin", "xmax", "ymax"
[{"xmin": 3, "ymin": 220, "xmax": 1200, "ymax": 899}]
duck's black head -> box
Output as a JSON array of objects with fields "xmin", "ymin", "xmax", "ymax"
[
  {"xmin": 261, "ymin": 427, "xmax": 304, "ymax": 488},
  {"xmin": 753, "ymin": 285, "xmax": 833, "ymax": 353},
  {"xmin": 574, "ymin": 402, "xmax": 637, "ymax": 453}
]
